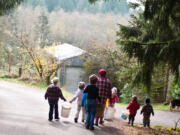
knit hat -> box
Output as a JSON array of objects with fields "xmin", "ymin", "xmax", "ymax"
[
  {"xmin": 98, "ymin": 69, "xmax": 107, "ymax": 77},
  {"xmin": 145, "ymin": 98, "xmax": 150, "ymax": 104}
]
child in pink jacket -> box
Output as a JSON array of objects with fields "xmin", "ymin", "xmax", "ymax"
[
  {"xmin": 108, "ymin": 87, "xmax": 119, "ymax": 107},
  {"xmin": 70, "ymin": 82, "xmax": 86, "ymax": 123}
]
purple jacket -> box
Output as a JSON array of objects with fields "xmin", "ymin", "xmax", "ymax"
[
  {"xmin": 70, "ymin": 89, "xmax": 84, "ymax": 105},
  {"xmin": 45, "ymin": 84, "xmax": 66, "ymax": 103}
]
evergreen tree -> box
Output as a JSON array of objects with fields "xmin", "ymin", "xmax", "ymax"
[
  {"xmin": 117, "ymin": 0, "xmax": 180, "ymax": 95},
  {"xmin": 0, "ymin": 0, "xmax": 24, "ymax": 15}
]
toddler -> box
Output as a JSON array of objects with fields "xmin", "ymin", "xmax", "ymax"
[
  {"xmin": 108, "ymin": 87, "xmax": 119, "ymax": 107},
  {"xmin": 127, "ymin": 95, "xmax": 140, "ymax": 126},
  {"xmin": 70, "ymin": 82, "xmax": 86, "ymax": 123},
  {"xmin": 140, "ymin": 98, "xmax": 154, "ymax": 127}
]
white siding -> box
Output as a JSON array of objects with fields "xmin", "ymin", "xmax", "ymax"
[{"xmin": 64, "ymin": 67, "xmax": 85, "ymax": 93}]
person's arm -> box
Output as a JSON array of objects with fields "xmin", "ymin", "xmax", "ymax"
[
  {"xmin": 58, "ymin": 87, "xmax": 66, "ymax": 101},
  {"xmin": 81, "ymin": 93, "xmax": 87, "ymax": 107},
  {"xmin": 151, "ymin": 105, "xmax": 154, "ymax": 116},
  {"xmin": 96, "ymin": 87, "xmax": 101, "ymax": 102},
  {"xmin": 127, "ymin": 102, "xmax": 132, "ymax": 110},
  {"xmin": 45, "ymin": 87, "xmax": 49, "ymax": 100},
  {"xmin": 70, "ymin": 90, "xmax": 80, "ymax": 103},
  {"xmin": 140, "ymin": 106, "xmax": 144, "ymax": 114},
  {"xmin": 116, "ymin": 95, "xmax": 119, "ymax": 102},
  {"xmin": 83, "ymin": 86, "xmax": 88, "ymax": 93}
]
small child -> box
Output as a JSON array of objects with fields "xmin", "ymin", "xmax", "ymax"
[
  {"xmin": 84, "ymin": 74, "xmax": 101, "ymax": 130},
  {"xmin": 140, "ymin": 98, "xmax": 154, "ymax": 127},
  {"xmin": 108, "ymin": 87, "xmax": 119, "ymax": 107},
  {"xmin": 45, "ymin": 77, "xmax": 66, "ymax": 121},
  {"xmin": 127, "ymin": 95, "xmax": 140, "ymax": 126},
  {"xmin": 69, "ymin": 82, "xmax": 86, "ymax": 123}
]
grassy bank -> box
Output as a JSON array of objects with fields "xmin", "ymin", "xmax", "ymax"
[
  {"xmin": 0, "ymin": 74, "xmax": 73, "ymax": 98},
  {"xmin": 117, "ymin": 103, "xmax": 169, "ymax": 111}
]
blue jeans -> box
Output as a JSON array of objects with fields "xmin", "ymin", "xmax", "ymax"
[
  {"xmin": 86, "ymin": 99, "xmax": 96, "ymax": 128},
  {"xmin": 49, "ymin": 102, "xmax": 59, "ymax": 120}
]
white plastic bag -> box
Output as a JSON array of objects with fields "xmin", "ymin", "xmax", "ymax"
[{"xmin": 104, "ymin": 107, "xmax": 116, "ymax": 120}]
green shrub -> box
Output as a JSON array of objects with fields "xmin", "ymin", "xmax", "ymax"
[
  {"xmin": 170, "ymin": 77, "xmax": 180, "ymax": 100},
  {"xmin": 120, "ymin": 83, "xmax": 146, "ymax": 104}
]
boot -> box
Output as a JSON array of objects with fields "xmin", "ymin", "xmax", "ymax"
[
  {"xmin": 74, "ymin": 118, "xmax": 78, "ymax": 123},
  {"xmin": 95, "ymin": 117, "xmax": 99, "ymax": 126}
]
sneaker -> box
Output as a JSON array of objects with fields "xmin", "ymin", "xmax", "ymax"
[
  {"xmin": 89, "ymin": 127, "xmax": 94, "ymax": 130},
  {"xmin": 86, "ymin": 125, "xmax": 89, "ymax": 129},
  {"xmin": 74, "ymin": 118, "xmax": 78, "ymax": 123},
  {"xmin": 95, "ymin": 122, "xmax": 98, "ymax": 126},
  {"xmin": 55, "ymin": 117, "xmax": 60, "ymax": 120},
  {"xmin": 48, "ymin": 119, "xmax": 52, "ymax": 122},
  {"xmin": 82, "ymin": 119, "xmax": 84, "ymax": 123}
]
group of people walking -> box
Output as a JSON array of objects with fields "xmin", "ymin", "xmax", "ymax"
[{"xmin": 45, "ymin": 68, "xmax": 155, "ymax": 131}]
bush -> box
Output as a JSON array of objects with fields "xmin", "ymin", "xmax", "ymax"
[
  {"xmin": 120, "ymin": 83, "xmax": 147, "ymax": 104},
  {"xmin": 170, "ymin": 77, "xmax": 180, "ymax": 100}
]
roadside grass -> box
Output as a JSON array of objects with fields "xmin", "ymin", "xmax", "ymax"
[
  {"xmin": 117, "ymin": 102, "xmax": 169, "ymax": 111},
  {"xmin": 0, "ymin": 74, "xmax": 73, "ymax": 98},
  {"xmin": 108, "ymin": 120, "xmax": 180, "ymax": 135},
  {"xmin": 153, "ymin": 124, "xmax": 180, "ymax": 133}
]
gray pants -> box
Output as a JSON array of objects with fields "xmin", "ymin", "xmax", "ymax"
[{"xmin": 75, "ymin": 105, "xmax": 86, "ymax": 120}]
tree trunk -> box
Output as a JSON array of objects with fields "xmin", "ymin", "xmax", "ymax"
[
  {"xmin": 18, "ymin": 67, "xmax": 22, "ymax": 77},
  {"xmin": 166, "ymin": 71, "xmax": 171, "ymax": 102},
  {"xmin": 46, "ymin": 75, "xmax": 51, "ymax": 85},
  {"xmin": 164, "ymin": 66, "xmax": 171, "ymax": 102}
]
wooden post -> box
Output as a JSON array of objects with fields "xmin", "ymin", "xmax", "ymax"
[{"xmin": 19, "ymin": 67, "xmax": 22, "ymax": 77}]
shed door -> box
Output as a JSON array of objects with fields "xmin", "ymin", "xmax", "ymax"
[{"xmin": 65, "ymin": 67, "xmax": 84, "ymax": 93}]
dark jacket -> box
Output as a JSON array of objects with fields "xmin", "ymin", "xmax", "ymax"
[
  {"xmin": 45, "ymin": 84, "xmax": 66, "ymax": 103},
  {"xmin": 141, "ymin": 104, "xmax": 154, "ymax": 116},
  {"xmin": 84, "ymin": 84, "xmax": 101, "ymax": 102}
]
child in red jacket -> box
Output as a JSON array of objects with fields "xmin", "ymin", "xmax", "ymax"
[{"xmin": 127, "ymin": 95, "xmax": 140, "ymax": 126}]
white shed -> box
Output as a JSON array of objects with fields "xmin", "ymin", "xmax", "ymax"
[{"xmin": 49, "ymin": 43, "xmax": 86, "ymax": 93}]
